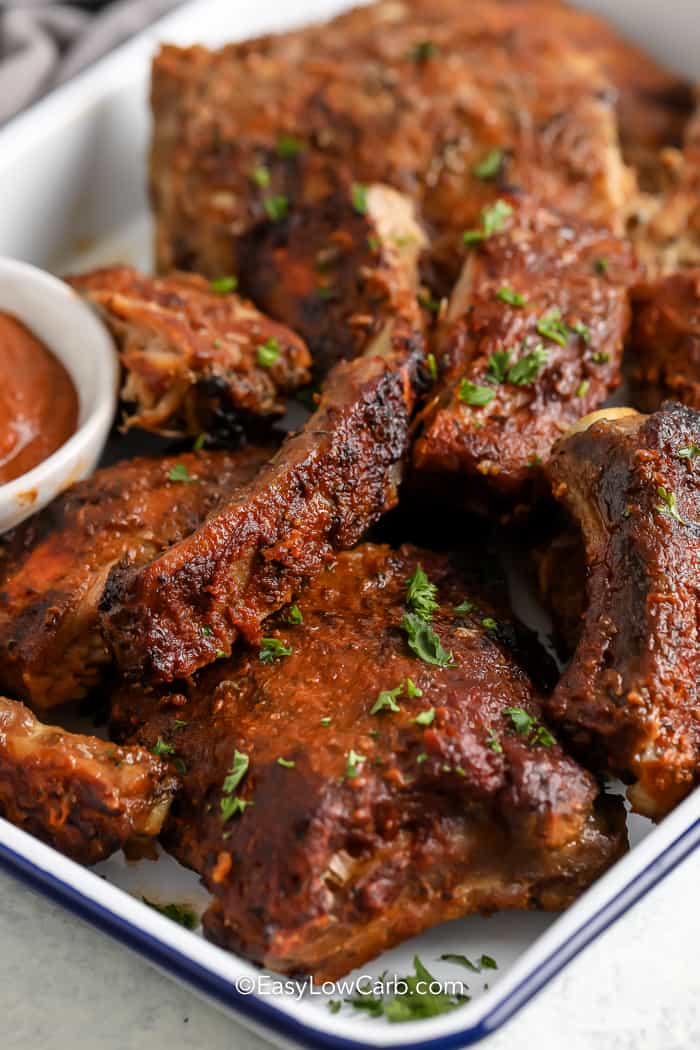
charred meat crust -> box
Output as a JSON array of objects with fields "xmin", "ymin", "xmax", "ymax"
[
  {"xmin": 630, "ymin": 271, "xmax": 700, "ymax": 412},
  {"xmin": 110, "ymin": 543, "xmax": 626, "ymax": 981},
  {"xmin": 412, "ymin": 196, "xmax": 636, "ymax": 514},
  {"xmin": 0, "ymin": 698, "xmax": 176, "ymax": 865},
  {"xmin": 100, "ymin": 326, "xmax": 423, "ymax": 683},
  {"xmin": 68, "ymin": 267, "xmax": 311, "ymax": 436},
  {"xmin": 0, "ymin": 449, "xmax": 271, "ymax": 708},
  {"xmin": 545, "ymin": 404, "xmax": 700, "ymax": 818},
  {"xmin": 149, "ymin": 0, "xmax": 643, "ymax": 288},
  {"xmin": 238, "ymin": 184, "xmax": 426, "ymax": 377}
]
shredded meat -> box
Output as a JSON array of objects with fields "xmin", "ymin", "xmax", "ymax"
[
  {"xmin": 630, "ymin": 270, "xmax": 700, "ymax": 411},
  {"xmin": 68, "ymin": 267, "xmax": 311, "ymax": 436}
]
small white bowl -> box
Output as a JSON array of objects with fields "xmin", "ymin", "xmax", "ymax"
[{"xmin": 0, "ymin": 258, "xmax": 118, "ymax": 533}]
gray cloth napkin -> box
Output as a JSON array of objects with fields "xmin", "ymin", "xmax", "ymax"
[{"xmin": 0, "ymin": 0, "xmax": 184, "ymax": 124}]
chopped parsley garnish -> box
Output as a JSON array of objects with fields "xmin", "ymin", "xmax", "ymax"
[
  {"xmin": 413, "ymin": 707, "xmax": 435, "ymax": 726},
  {"xmin": 320, "ymin": 716, "xmax": 332, "ymax": 727},
  {"xmin": 496, "ymin": 286, "xmax": 525, "ymax": 307},
  {"xmin": 142, "ymin": 899, "xmax": 198, "ymax": 929},
  {"xmin": 573, "ymin": 321, "xmax": 591, "ymax": 344},
  {"xmin": 259, "ymin": 637, "xmax": 292, "ymax": 663},
  {"xmin": 276, "ymin": 133, "xmax": 305, "ymax": 158},
  {"xmin": 678, "ymin": 444, "xmax": 700, "ymax": 460},
  {"xmin": 173, "ymin": 719, "xmax": 188, "ymax": 729},
  {"xmin": 419, "ymin": 293, "xmax": 441, "ymax": 314},
  {"xmin": 486, "ymin": 729, "xmax": 503, "ymax": 753},
  {"xmin": 351, "ymin": 183, "xmax": 368, "ymax": 215},
  {"xmin": 340, "ymin": 956, "xmax": 468, "ymax": 1020},
  {"xmin": 367, "ymin": 234, "xmax": 380, "ymax": 252},
  {"xmin": 371, "ymin": 684, "xmax": 403, "ymax": 715},
  {"xmin": 220, "ymin": 750, "xmax": 251, "ymax": 822},
  {"xmin": 481, "ymin": 617, "xmax": 497, "ymax": 630},
  {"xmin": 286, "ymin": 604, "xmax": 303, "ymax": 624},
  {"xmin": 151, "ymin": 738, "xmax": 175, "ymax": 757},
  {"xmin": 503, "ymin": 707, "xmax": 555, "ymax": 747},
  {"xmin": 210, "ymin": 275, "xmax": 238, "ymax": 294},
  {"xmin": 328, "ymin": 1000, "xmax": 341, "ymax": 1014},
  {"xmin": 263, "ymin": 194, "xmax": 289, "ymax": 221},
  {"xmin": 345, "ymin": 749, "xmax": 366, "ymax": 779},
  {"xmin": 251, "ymin": 165, "xmax": 270, "ymax": 187},
  {"xmin": 277, "ymin": 757, "xmax": 295, "ymax": 768},
  {"xmin": 402, "ymin": 612, "xmax": 453, "ymax": 667},
  {"xmin": 473, "ymin": 148, "xmax": 504, "ymax": 181},
  {"xmin": 454, "ymin": 599, "xmax": 474, "ymax": 614},
  {"xmin": 406, "ymin": 564, "xmax": 439, "ymax": 620},
  {"xmin": 220, "ymin": 795, "xmax": 252, "ymax": 821},
  {"xmin": 458, "ymin": 379, "xmax": 495, "ymax": 407},
  {"xmin": 416, "ymin": 752, "xmax": 428, "ymax": 764},
  {"xmin": 463, "ymin": 199, "xmax": 512, "ymax": 244},
  {"xmin": 257, "ymin": 337, "xmax": 280, "ymax": 368},
  {"xmin": 440, "ymin": 953, "xmax": 498, "ymax": 973},
  {"xmin": 193, "ymin": 432, "xmax": 207, "ymax": 451},
  {"xmin": 168, "ymin": 463, "xmax": 195, "ymax": 483},
  {"xmin": 592, "ymin": 350, "xmax": 610, "ymax": 364},
  {"xmin": 575, "ymin": 379, "xmax": 590, "ymax": 398},
  {"xmin": 408, "ymin": 39, "xmax": 439, "ymax": 63},
  {"xmin": 215, "ymin": 649, "xmax": 226, "ymax": 659},
  {"xmin": 316, "ymin": 283, "xmax": 334, "ymax": 300},
  {"xmin": 486, "ymin": 349, "xmax": 511, "ymax": 384},
  {"xmin": 536, "ymin": 307, "xmax": 570, "ymax": 347},
  {"xmin": 406, "ymin": 677, "xmax": 422, "ymax": 698},
  {"xmin": 595, "ymin": 257, "xmax": 609, "ymax": 275},
  {"xmin": 506, "ymin": 345, "xmax": 548, "ymax": 386},
  {"xmin": 173, "ymin": 756, "xmax": 188, "ymax": 775},
  {"xmin": 426, "ymin": 352, "xmax": 438, "ymax": 381},
  {"xmin": 201, "ymin": 625, "xmax": 213, "ymax": 637},
  {"xmin": 655, "ymin": 486, "xmax": 684, "ymax": 524}
]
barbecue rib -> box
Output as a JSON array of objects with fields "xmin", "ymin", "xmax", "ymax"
[
  {"xmin": 100, "ymin": 181, "xmax": 425, "ymax": 683},
  {"xmin": 149, "ymin": 0, "xmax": 639, "ymax": 291},
  {"xmin": 239, "ymin": 183, "xmax": 426, "ymax": 376},
  {"xmin": 68, "ymin": 267, "xmax": 311, "ymax": 437},
  {"xmin": 545, "ymin": 404, "xmax": 700, "ymax": 818},
  {"xmin": 411, "ymin": 196, "xmax": 636, "ymax": 516},
  {"xmin": 630, "ymin": 271, "xmax": 700, "ymax": 412},
  {"xmin": 110, "ymin": 544, "xmax": 626, "ymax": 981},
  {"xmin": 0, "ymin": 698, "xmax": 176, "ymax": 865},
  {"xmin": 0, "ymin": 448, "xmax": 271, "ymax": 709}
]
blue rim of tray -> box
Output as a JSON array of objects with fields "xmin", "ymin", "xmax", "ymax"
[{"xmin": 0, "ymin": 814, "xmax": 699, "ymax": 1050}]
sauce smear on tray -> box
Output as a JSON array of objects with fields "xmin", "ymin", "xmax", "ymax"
[{"xmin": 0, "ymin": 312, "xmax": 78, "ymax": 484}]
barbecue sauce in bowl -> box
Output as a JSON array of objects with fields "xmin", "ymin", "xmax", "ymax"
[{"xmin": 0, "ymin": 312, "xmax": 79, "ymax": 485}]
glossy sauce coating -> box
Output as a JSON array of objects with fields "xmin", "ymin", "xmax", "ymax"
[{"xmin": 0, "ymin": 313, "xmax": 78, "ymax": 485}]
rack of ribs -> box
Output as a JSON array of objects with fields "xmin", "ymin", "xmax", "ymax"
[
  {"xmin": 68, "ymin": 267, "xmax": 311, "ymax": 437},
  {"xmin": 0, "ymin": 448, "xmax": 271, "ymax": 709},
  {"xmin": 100, "ymin": 186, "xmax": 425, "ymax": 683},
  {"xmin": 630, "ymin": 270, "xmax": 700, "ymax": 411},
  {"xmin": 149, "ymin": 0, "xmax": 646, "ymax": 291},
  {"xmin": 544, "ymin": 403, "xmax": 700, "ymax": 819},
  {"xmin": 110, "ymin": 544, "xmax": 626, "ymax": 981},
  {"xmin": 0, "ymin": 698, "xmax": 176, "ymax": 865},
  {"xmin": 411, "ymin": 195, "xmax": 637, "ymax": 517}
]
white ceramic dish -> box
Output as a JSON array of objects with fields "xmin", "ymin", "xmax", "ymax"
[
  {"xmin": 0, "ymin": 2, "xmax": 697, "ymax": 1048},
  {"xmin": 0, "ymin": 258, "xmax": 118, "ymax": 532}
]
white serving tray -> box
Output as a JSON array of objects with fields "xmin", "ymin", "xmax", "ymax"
[{"xmin": 0, "ymin": 2, "xmax": 698, "ymax": 1048}]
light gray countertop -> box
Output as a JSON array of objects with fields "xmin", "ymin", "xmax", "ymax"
[{"xmin": 1, "ymin": 850, "xmax": 698, "ymax": 1050}]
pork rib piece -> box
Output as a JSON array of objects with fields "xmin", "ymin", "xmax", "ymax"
[
  {"xmin": 0, "ymin": 448, "xmax": 271, "ymax": 709},
  {"xmin": 68, "ymin": 267, "xmax": 311, "ymax": 437},
  {"xmin": 100, "ymin": 182, "xmax": 424, "ymax": 684},
  {"xmin": 239, "ymin": 183, "xmax": 426, "ymax": 376},
  {"xmin": 630, "ymin": 271, "xmax": 700, "ymax": 412},
  {"xmin": 545, "ymin": 404, "xmax": 700, "ymax": 818},
  {"xmin": 110, "ymin": 544, "xmax": 626, "ymax": 981},
  {"xmin": 0, "ymin": 698, "xmax": 176, "ymax": 865},
  {"xmin": 149, "ymin": 0, "xmax": 637, "ymax": 289},
  {"xmin": 412, "ymin": 196, "xmax": 636, "ymax": 516}
]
